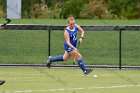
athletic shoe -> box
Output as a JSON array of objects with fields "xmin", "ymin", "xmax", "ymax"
[
  {"xmin": 84, "ymin": 69, "xmax": 93, "ymax": 76},
  {"xmin": 46, "ymin": 56, "xmax": 52, "ymax": 68},
  {"xmin": 0, "ymin": 80, "xmax": 5, "ymax": 85}
]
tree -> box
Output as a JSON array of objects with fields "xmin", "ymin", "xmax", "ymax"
[
  {"xmin": 105, "ymin": 0, "xmax": 140, "ymax": 19},
  {"xmin": 22, "ymin": 0, "xmax": 39, "ymax": 18},
  {"xmin": 60, "ymin": 0, "xmax": 84, "ymax": 18},
  {"xmin": 80, "ymin": 0, "xmax": 109, "ymax": 19},
  {"xmin": 0, "ymin": 0, "xmax": 6, "ymax": 17}
]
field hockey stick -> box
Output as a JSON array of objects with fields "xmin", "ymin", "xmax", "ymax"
[
  {"xmin": 0, "ymin": 80, "xmax": 5, "ymax": 85},
  {"xmin": 73, "ymin": 41, "xmax": 80, "ymax": 65},
  {"xmin": 0, "ymin": 19, "xmax": 11, "ymax": 28}
]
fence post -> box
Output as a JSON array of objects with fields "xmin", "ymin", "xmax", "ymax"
[
  {"xmin": 48, "ymin": 30, "xmax": 51, "ymax": 56},
  {"xmin": 119, "ymin": 29, "xmax": 122, "ymax": 70}
]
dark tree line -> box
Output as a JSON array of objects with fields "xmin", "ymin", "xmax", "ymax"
[{"xmin": 0, "ymin": 0, "xmax": 140, "ymax": 19}]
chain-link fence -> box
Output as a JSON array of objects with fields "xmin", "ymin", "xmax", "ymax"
[
  {"xmin": 0, "ymin": 25, "xmax": 140, "ymax": 68},
  {"xmin": 51, "ymin": 30, "xmax": 119, "ymax": 65},
  {"xmin": 50, "ymin": 30, "xmax": 140, "ymax": 67},
  {"xmin": 0, "ymin": 30, "xmax": 48, "ymax": 64},
  {"xmin": 122, "ymin": 31, "xmax": 140, "ymax": 66}
]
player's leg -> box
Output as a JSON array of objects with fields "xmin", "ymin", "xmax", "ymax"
[
  {"xmin": 63, "ymin": 51, "xmax": 72, "ymax": 61},
  {"xmin": 70, "ymin": 51, "xmax": 92, "ymax": 75},
  {"xmin": 46, "ymin": 51, "xmax": 71, "ymax": 67},
  {"xmin": 70, "ymin": 51, "xmax": 86, "ymax": 72},
  {"xmin": 46, "ymin": 55, "xmax": 64, "ymax": 67},
  {"xmin": 46, "ymin": 42, "xmax": 73, "ymax": 67},
  {"xmin": 75, "ymin": 52, "xmax": 93, "ymax": 75}
]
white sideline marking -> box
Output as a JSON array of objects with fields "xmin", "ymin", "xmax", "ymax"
[
  {"xmin": 65, "ymin": 74, "xmax": 114, "ymax": 77},
  {"xmin": 13, "ymin": 74, "xmax": 42, "ymax": 76},
  {"xmin": 99, "ymin": 74, "xmax": 114, "ymax": 76},
  {"xmin": 94, "ymin": 85, "xmax": 139, "ymax": 89},
  {"xmin": 10, "ymin": 85, "xmax": 140, "ymax": 93},
  {"xmin": 14, "ymin": 90, "xmax": 32, "ymax": 93},
  {"xmin": 66, "ymin": 75, "xmax": 84, "ymax": 77}
]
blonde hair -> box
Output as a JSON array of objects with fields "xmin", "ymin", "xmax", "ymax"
[{"xmin": 67, "ymin": 17, "xmax": 75, "ymax": 23}]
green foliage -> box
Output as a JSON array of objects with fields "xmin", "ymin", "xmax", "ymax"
[
  {"xmin": 0, "ymin": 0, "xmax": 140, "ymax": 19},
  {"xmin": 121, "ymin": 0, "xmax": 139, "ymax": 19},
  {"xmin": 22, "ymin": 0, "xmax": 63, "ymax": 19},
  {"xmin": 47, "ymin": 3, "xmax": 63, "ymax": 19},
  {"xmin": 45, "ymin": 0, "xmax": 65, "ymax": 8},
  {"xmin": 80, "ymin": 0, "xmax": 109, "ymax": 19},
  {"xmin": 0, "ymin": 0, "xmax": 6, "ymax": 18},
  {"xmin": 60, "ymin": 0, "xmax": 84, "ymax": 18},
  {"xmin": 105, "ymin": 0, "xmax": 140, "ymax": 19},
  {"xmin": 30, "ymin": 0, "xmax": 48, "ymax": 18},
  {"xmin": 22, "ymin": 0, "xmax": 40, "ymax": 18}
]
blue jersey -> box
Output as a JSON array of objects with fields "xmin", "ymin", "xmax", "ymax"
[{"xmin": 64, "ymin": 25, "xmax": 78, "ymax": 52}]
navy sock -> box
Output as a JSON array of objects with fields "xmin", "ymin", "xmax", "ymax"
[
  {"xmin": 78, "ymin": 59, "xmax": 86, "ymax": 73},
  {"xmin": 50, "ymin": 55, "xmax": 64, "ymax": 62}
]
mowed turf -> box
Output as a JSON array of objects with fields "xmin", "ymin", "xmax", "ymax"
[{"xmin": 0, "ymin": 68, "xmax": 140, "ymax": 93}]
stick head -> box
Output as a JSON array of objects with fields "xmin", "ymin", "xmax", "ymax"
[
  {"xmin": 6, "ymin": 19, "xmax": 11, "ymax": 23},
  {"xmin": 0, "ymin": 80, "xmax": 5, "ymax": 85},
  {"xmin": 0, "ymin": 19, "xmax": 11, "ymax": 27}
]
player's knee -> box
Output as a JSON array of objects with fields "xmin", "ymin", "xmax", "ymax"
[
  {"xmin": 63, "ymin": 58, "xmax": 67, "ymax": 61},
  {"xmin": 76, "ymin": 56, "xmax": 82, "ymax": 61},
  {"xmin": 77, "ymin": 57, "xmax": 82, "ymax": 61},
  {"xmin": 63, "ymin": 57, "xmax": 69, "ymax": 61},
  {"xmin": 64, "ymin": 58, "xmax": 70, "ymax": 61}
]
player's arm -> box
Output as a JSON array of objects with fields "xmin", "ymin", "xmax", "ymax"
[
  {"xmin": 75, "ymin": 24, "xmax": 84, "ymax": 43},
  {"xmin": 64, "ymin": 30, "xmax": 77, "ymax": 50}
]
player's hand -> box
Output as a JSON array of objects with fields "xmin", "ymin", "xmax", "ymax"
[
  {"xmin": 0, "ymin": 25, "xmax": 2, "ymax": 29},
  {"xmin": 78, "ymin": 38, "xmax": 83, "ymax": 44},
  {"xmin": 74, "ymin": 47, "xmax": 78, "ymax": 52},
  {"xmin": 0, "ymin": 25, "xmax": 3, "ymax": 29},
  {"xmin": 73, "ymin": 47, "xmax": 78, "ymax": 54}
]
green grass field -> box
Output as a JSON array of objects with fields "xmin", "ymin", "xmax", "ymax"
[
  {"xmin": 0, "ymin": 19, "xmax": 140, "ymax": 65},
  {"xmin": 1, "ymin": 19, "xmax": 140, "ymax": 25},
  {"xmin": 0, "ymin": 67, "xmax": 140, "ymax": 93}
]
